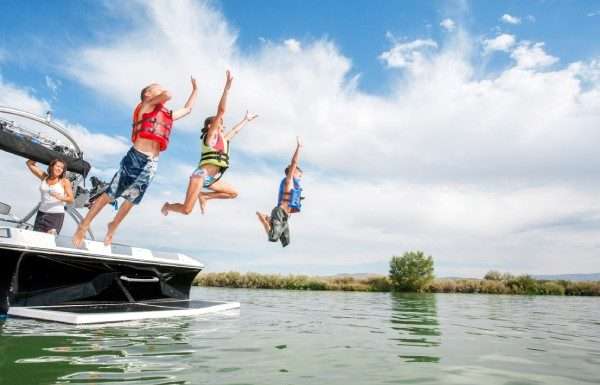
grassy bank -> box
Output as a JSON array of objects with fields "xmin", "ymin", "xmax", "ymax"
[
  {"xmin": 194, "ymin": 272, "xmax": 391, "ymax": 292},
  {"xmin": 194, "ymin": 272, "xmax": 600, "ymax": 296}
]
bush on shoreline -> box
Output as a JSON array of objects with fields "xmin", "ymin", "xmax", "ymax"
[
  {"xmin": 389, "ymin": 251, "xmax": 434, "ymax": 292},
  {"xmin": 194, "ymin": 271, "xmax": 600, "ymax": 296}
]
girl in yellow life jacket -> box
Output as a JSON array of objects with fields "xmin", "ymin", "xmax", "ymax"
[{"xmin": 161, "ymin": 70, "xmax": 258, "ymax": 216}]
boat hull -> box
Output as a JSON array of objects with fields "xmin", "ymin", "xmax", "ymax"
[{"xmin": 0, "ymin": 228, "xmax": 204, "ymax": 317}]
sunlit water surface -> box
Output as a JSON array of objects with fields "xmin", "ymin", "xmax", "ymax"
[{"xmin": 1, "ymin": 288, "xmax": 599, "ymax": 385}]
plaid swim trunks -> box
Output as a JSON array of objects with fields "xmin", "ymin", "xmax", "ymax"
[
  {"xmin": 106, "ymin": 147, "xmax": 158, "ymax": 205},
  {"xmin": 268, "ymin": 206, "xmax": 290, "ymax": 247}
]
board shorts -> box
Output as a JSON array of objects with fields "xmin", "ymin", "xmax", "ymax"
[
  {"xmin": 106, "ymin": 147, "xmax": 158, "ymax": 205},
  {"xmin": 268, "ymin": 206, "xmax": 290, "ymax": 247},
  {"xmin": 33, "ymin": 211, "xmax": 65, "ymax": 234},
  {"xmin": 191, "ymin": 167, "xmax": 218, "ymax": 188}
]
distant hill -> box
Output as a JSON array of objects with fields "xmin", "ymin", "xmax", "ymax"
[
  {"xmin": 533, "ymin": 273, "xmax": 600, "ymax": 282},
  {"xmin": 328, "ymin": 273, "xmax": 382, "ymax": 279},
  {"xmin": 331, "ymin": 273, "xmax": 600, "ymax": 282}
]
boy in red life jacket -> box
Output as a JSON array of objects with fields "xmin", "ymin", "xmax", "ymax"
[
  {"xmin": 256, "ymin": 137, "xmax": 304, "ymax": 247},
  {"xmin": 73, "ymin": 77, "xmax": 198, "ymax": 247}
]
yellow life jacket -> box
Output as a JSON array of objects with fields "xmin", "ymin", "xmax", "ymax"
[{"xmin": 199, "ymin": 134, "xmax": 230, "ymax": 170}]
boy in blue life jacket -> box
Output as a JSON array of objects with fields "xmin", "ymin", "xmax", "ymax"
[{"xmin": 256, "ymin": 137, "xmax": 303, "ymax": 247}]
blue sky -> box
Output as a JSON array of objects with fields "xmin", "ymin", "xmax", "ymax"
[
  {"xmin": 4, "ymin": 1, "xmax": 599, "ymax": 110},
  {"xmin": 1, "ymin": 0, "xmax": 600, "ymax": 277}
]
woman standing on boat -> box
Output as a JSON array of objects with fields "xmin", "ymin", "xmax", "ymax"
[{"xmin": 26, "ymin": 159, "xmax": 73, "ymax": 234}]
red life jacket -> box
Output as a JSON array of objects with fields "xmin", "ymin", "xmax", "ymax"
[{"xmin": 131, "ymin": 103, "xmax": 173, "ymax": 151}]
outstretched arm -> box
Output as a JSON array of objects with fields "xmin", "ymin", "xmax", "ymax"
[
  {"xmin": 206, "ymin": 71, "xmax": 233, "ymax": 139},
  {"xmin": 172, "ymin": 76, "xmax": 199, "ymax": 121},
  {"xmin": 26, "ymin": 160, "xmax": 47, "ymax": 180},
  {"xmin": 284, "ymin": 137, "xmax": 303, "ymax": 190},
  {"xmin": 224, "ymin": 111, "xmax": 258, "ymax": 141}
]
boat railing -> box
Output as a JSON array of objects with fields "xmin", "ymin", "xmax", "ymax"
[{"xmin": 0, "ymin": 106, "xmax": 82, "ymax": 155}]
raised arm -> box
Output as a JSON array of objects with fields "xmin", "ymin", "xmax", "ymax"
[
  {"xmin": 26, "ymin": 159, "xmax": 47, "ymax": 180},
  {"xmin": 284, "ymin": 137, "xmax": 303, "ymax": 190},
  {"xmin": 172, "ymin": 76, "xmax": 199, "ymax": 121},
  {"xmin": 205, "ymin": 71, "xmax": 233, "ymax": 139},
  {"xmin": 224, "ymin": 111, "xmax": 258, "ymax": 141}
]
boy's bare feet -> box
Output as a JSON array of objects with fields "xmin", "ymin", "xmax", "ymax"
[
  {"xmin": 161, "ymin": 202, "xmax": 169, "ymax": 216},
  {"xmin": 104, "ymin": 221, "xmax": 117, "ymax": 246},
  {"xmin": 256, "ymin": 211, "xmax": 271, "ymax": 235},
  {"xmin": 72, "ymin": 226, "xmax": 88, "ymax": 248}
]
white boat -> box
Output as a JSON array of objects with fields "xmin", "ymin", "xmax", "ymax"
[{"xmin": 0, "ymin": 107, "xmax": 238, "ymax": 324}]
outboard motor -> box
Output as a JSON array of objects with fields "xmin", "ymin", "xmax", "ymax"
[{"xmin": 88, "ymin": 176, "xmax": 111, "ymax": 206}]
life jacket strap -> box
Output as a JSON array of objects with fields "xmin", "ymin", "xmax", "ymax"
[
  {"xmin": 204, "ymin": 167, "xmax": 228, "ymax": 187},
  {"xmin": 200, "ymin": 151, "xmax": 229, "ymax": 162}
]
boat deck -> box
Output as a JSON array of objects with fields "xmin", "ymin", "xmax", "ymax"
[{"xmin": 0, "ymin": 227, "xmax": 203, "ymax": 269}]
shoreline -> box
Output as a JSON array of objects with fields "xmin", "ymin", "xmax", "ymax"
[{"xmin": 194, "ymin": 272, "xmax": 600, "ymax": 296}]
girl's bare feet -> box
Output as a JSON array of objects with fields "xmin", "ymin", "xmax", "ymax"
[{"xmin": 199, "ymin": 194, "xmax": 207, "ymax": 215}]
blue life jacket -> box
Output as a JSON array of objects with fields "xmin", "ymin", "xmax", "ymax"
[{"xmin": 277, "ymin": 177, "xmax": 303, "ymax": 212}]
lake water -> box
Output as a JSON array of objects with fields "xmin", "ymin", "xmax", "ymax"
[{"xmin": 1, "ymin": 288, "xmax": 599, "ymax": 385}]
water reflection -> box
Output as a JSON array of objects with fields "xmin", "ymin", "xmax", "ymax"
[
  {"xmin": 0, "ymin": 318, "xmax": 197, "ymax": 385},
  {"xmin": 2, "ymin": 290, "xmax": 599, "ymax": 385},
  {"xmin": 390, "ymin": 293, "xmax": 440, "ymax": 363}
]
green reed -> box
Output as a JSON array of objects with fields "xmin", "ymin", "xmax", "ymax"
[{"xmin": 193, "ymin": 272, "xmax": 600, "ymax": 296}]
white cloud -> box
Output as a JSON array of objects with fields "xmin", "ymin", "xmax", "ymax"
[
  {"xmin": 500, "ymin": 14, "xmax": 521, "ymax": 24},
  {"xmin": 58, "ymin": 121, "xmax": 129, "ymax": 165},
  {"xmin": 284, "ymin": 39, "xmax": 301, "ymax": 53},
  {"xmin": 45, "ymin": 75, "xmax": 61, "ymax": 95},
  {"xmin": 511, "ymin": 41, "xmax": 558, "ymax": 69},
  {"xmin": 440, "ymin": 18, "xmax": 456, "ymax": 32},
  {"xmin": 16, "ymin": 0, "xmax": 597, "ymax": 276},
  {"xmin": 0, "ymin": 77, "xmax": 50, "ymax": 113},
  {"xmin": 588, "ymin": 11, "xmax": 599, "ymax": 17},
  {"xmin": 378, "ymin": 38, "xmax": 438, "ymax": 69},
  {"xmin": 573, "ymin": 59, "xmax": 600, "ymax": 85},
  {"xmin": 483, "ymin": 34, "xmax": 516, "ymax": 54}
]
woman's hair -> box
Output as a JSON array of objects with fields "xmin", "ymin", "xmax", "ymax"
[
  {"xmin": 47, "ymin": 159, "xmax": 67, "ymax": 179},
  {"xmin": 201, "ymin": 116, "xmax": 215, "ymax": 141}
]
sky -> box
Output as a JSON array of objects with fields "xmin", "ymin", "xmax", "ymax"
[{"xmin": 0, "ymin": 0, "xmax": 600, "ymax": 277}]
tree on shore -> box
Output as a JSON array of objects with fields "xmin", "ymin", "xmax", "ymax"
[
  {"xmin": 484, "ymin": 270, "xmax": 503, "ymax": 281},
  {"xmin": 389, "ymin": 251, "xmax": 434, "ymax": 292},
  {"xmin": 484, "ymin": 270, "xmax": 514, "ymax": 281}
]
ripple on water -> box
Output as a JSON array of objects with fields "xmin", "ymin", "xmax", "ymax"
[{"xmin": 1, "ymin": 289, "xmax": 599, "ymax": 385}]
